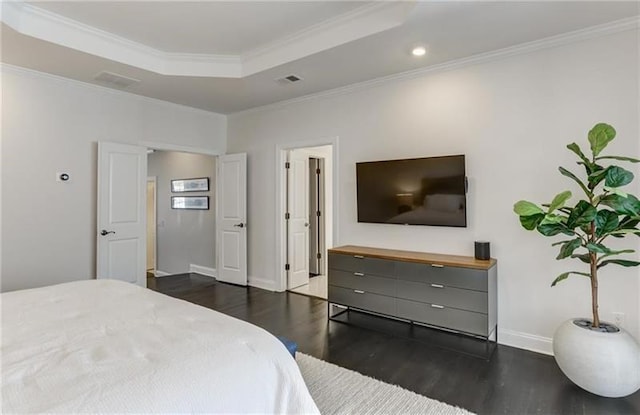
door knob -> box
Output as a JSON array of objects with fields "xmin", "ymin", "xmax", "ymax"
[
  {"xmin": 304, "ymin": 222, "xmax": 310, "ymax": 227},
  {"xmin": 233, "ymin": 223, "xmax": 245, "ymax": 228},
  {"xmin": 100, "ymin": 230, "xmax": 116, "ymax": 236}
]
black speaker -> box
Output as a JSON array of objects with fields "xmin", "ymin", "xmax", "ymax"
[{"xmin": 475, "ymin": 241, "xmax": 490, "ymax": 260}]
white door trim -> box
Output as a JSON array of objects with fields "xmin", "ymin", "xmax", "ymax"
[
  {"xmin": 146, "ymin": 176, "xmax": 157, "ymax": 275},
  {"xmin": 141, "ymin": 141, "xmax": 223, "ymax": 156},
  {"xmin": 275, "ymin": 137, "xmax": 339, "ymax": 292}
]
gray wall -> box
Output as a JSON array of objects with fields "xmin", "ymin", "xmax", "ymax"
[{"xmin": 147, "ymin": 151, "xmax": 216, "ymax": 275}]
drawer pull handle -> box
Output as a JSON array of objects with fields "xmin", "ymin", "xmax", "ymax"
[
  {"xmin": 354, "ymin": 272, "xmax": 364, "ymax": 276},
  {"xmin": 354, "ymin": 290, "xmax": 365, "ymax": 294},
  {"xmin": 354, "ymin": 255, "xmax": 365, "ymax": 259},
  {"xmin": 431, "ymin": 304, "xmax": 445, "ymax": 309},
  {"xmin": 430, "ymin": 284, "xmax": 444, "ymax": 289},
  {"xmin": 431, "ymin": 264, "xmax": 444, "ymax": 268}
]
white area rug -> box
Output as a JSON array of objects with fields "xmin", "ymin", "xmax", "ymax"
[{"xmin": 297, "ymin": 353, "xmax": 474, "ymax": 415}]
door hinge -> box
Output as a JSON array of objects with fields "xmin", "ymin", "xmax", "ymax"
[
  {"xmin": 285, "ymin": 212, "xmax": 290, "ymax": 220},
  {"xmin": 317, "ymin": 252, "xmax": 322, "ymax": 259},
  {"xmin": 285, "ymin": 263, "xmax": 290, "ymax": 271},
  {"xmin": 316, "ymin": 168, "xmax": 321, "ymax": 175},
  {"xmin": 316, "ymin": 211, "xmax": 321, "ymax": 217},
  {"xmin": 285, "ymin": 162, "xmax": 290, "ymax": 169}
]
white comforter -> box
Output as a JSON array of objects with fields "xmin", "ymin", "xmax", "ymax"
[{"xmin": 1, "ymin": 279, "xmax": 320, "ymax": 414}]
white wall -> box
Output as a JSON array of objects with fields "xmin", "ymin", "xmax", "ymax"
[
  {"xmin": 147, "ymin": 151, "xmax": 216, "ymax": 275},
  {"xmin": 228, "ymin": 29, "xmax": 640, "ymax": 353},
  {"xmin": 1, "ymin": 65, "xmax": 226, "ymax": 292}
]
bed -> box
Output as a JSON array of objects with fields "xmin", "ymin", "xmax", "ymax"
[{"xmin": 1, "ymin": 279, "xmax": 320, "ymax": 414}]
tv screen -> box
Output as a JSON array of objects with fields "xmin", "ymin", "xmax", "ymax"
[{"xmin": 356, "ymin": 155, "xmax": 467, "ymax": 227}]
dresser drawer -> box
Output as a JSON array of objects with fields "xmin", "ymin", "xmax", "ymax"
[
  {"xmin": 329, "ymin": 270, "xmax": 396, "ymax": 296},
  {"xmin": 396, "ymin": 280, "xmax": 487, "ymax": 314},
  {"xmin": 396, "ymin": 298, "xmax": 488, "ymax": 336},
  {"xmin": 328, "ymin": 253, "xmax": 395, "ymax": 278},
  {"xmin": 329, "ymin": 285, "xmax": 396, "ymax": 316},
  {"xmin": 396, "ymin": 262, "xmax": 487, "ymax": 292}
]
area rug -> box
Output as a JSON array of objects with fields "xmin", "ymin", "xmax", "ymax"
[{"xmin": 296, "ymin": 353, "xmax": 474, "ymax": 415}]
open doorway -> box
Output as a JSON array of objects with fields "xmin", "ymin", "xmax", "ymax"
[
  {"xmin": 285, "ymin": 145, "xmax": 333, "ymax": 299},
  {"xmin": 146, "ymin": 150, "xmax": 217, "ymax": 279},
  {"xmin": 146, "ymin": 177, "xmax": 157, "ymax": 277}
]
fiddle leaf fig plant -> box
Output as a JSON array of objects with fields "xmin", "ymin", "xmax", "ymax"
[{"xmin": 513, "ymin": 123, "xmax": 640, "ymax": 328}]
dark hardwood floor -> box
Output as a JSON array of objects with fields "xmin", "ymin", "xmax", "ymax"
[{"xmin": 148, "ymin": 274, "xmax": 640, "ymax": 415}]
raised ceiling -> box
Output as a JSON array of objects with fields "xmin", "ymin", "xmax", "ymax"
[{"xmin": 2, "ymin": 1, "xmax": 639, "ymax": 114}]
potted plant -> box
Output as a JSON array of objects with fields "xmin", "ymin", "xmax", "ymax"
[{"xmin": 513, "ymin": 123, "xmax": 640, "ymax": 398}]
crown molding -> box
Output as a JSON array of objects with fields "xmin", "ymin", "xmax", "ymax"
[
  {"xmin": 240, "ymin": 1, "xmax": 416, "ymax": 77},
  {"xmin": 0, "ymin": 63, "xmax": 225, "ymax": 117},
  {"xmin": 231, "ymin": 16, "xmax": 640, "ymax": 117},
  {"xmin": 1, "ymin": 1, "xmax": 243, "ymax": 78},
  {"xmin": 1, "ymin": 0, "xmax": 414, "ymax": 79}
]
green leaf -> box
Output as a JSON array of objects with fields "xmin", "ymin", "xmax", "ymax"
[
  {"xmin": 566, "ymin": 200, "xmax": 597, "ymax": 229},
  {"xmin": 514, "ymin": 200, "xmax": 544, "ymax": 216},
  {"xmin": 619, "ymin": 216, "xmax": 640, "ymax": 229},
  {"xmin": 537, "ymin": 222, "xmax": 573, "ymax": 237},
  {"xmin": 594, "ymin": 210, "xmax": 619, "ymax": 237},
  {"xmin": 603, "ymin": 186, "xmax": 628, "ymax": 197},
  {"xmin": 540, "ymin": 214, "xmax": 565, "ymax": 225},
  {"xmin": 548, "ymin": 191, "xmax": 572, "ymax": 213},
  {"xmin": 605, "ymin": 166, "xmax": 634, "ymax": 188},
  {"xmin": 598, "ymin": 259, "xmax": 640, "ymax": 269},
  {"xmin": 586, "ymin": 243, "xmax": 610, "ymax": 254},
  {"xmin": 588, "ymin": 166, "xmax": 610, "ymax": 188},
  {"xmin": 598, "ymin": 249, "xmax": 635, "ymax": 262},
  {"xmin": 559, "ymin": 166, "xmax": 592, "ymax": 197},
  {"xmin": 567, "ymin": 143, "xmax": 592, "ymax": 166},
  {"xmin": 586, "ymin": 243, "xmax": 631, "ymax": 255},
  {"xmin": 519, "ymin": 213, "xmax": 544, "ymax": 231},
  {"xmin": 609, "ymin": 228, "xmax": 640, "ymax": 236},
  {"xmin": 596, "ymin": 155, "xmax": 640, "ymax": 163},
  {"xmin": 600, "ymin": 194, "xmax": 640, "ymax": 217},
  {"xmin": 552, "ymin": 239, "xmax": 575, "ymax": 246},
  {"xmin": 551, "ymin": 271, "xmax": 591, "ymax": 287},
  {"xmin": 588, "ymin": 123, "xmax": 616, "ymax": 156},
  {"xmin": 556, "ymin": 238, "xmax": 582, "ymax": 260},
  {"xmin": 571, "ymin": 253, "xmax": 591, "ymax": 264}
]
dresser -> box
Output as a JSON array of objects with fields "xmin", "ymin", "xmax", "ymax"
[{"xmin": 328, "ymin": 245, "xmax": 497, "ymax": 339}]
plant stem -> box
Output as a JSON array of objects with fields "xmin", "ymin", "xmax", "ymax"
[{"xmin": 589, "ymin": 221, "xmax": 600, "ymax": 328}]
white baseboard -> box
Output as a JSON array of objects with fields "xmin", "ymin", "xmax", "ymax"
[
  {"xmin": 154, "ymin": 270, "xmax": 171, "ymax": 277},
  {"xmin": 189, "ymin": 264, "xmax": 217, "ymax": 278},
  {"xmin": 248, "ymin": 275, "xmax": 276, "ymax": 291},
  {"xmin": 499, "ymin": 328, "xmax": 553, "ymax": 356}
]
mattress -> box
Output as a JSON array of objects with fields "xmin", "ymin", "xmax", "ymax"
[{"xmin": 1, "ymin": 279, "xmax": 320, "ymax": 414}]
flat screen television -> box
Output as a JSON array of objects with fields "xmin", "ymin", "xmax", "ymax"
[{"xmin": 356, "ymin": 155, "xmax": 467, "ymax": 227}]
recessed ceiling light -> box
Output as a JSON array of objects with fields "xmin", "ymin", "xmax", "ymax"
[{"xmin": 412, "ymin": 46, "xmax": 426, "ymax": 57}]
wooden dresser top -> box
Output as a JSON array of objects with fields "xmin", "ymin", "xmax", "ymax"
[{"xmin": 328, "ymin": 245, "xmax": 497, "ymax": 270}]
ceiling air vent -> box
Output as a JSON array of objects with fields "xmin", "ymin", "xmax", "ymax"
[
  {"xmin": 275, "ymin": 74, "xmax": 303, "ymax": 85},
  {"xmin": 93, "ymin": 71, "xmax": 141, "ymax": 89}
]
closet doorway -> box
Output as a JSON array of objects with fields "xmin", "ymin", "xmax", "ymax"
[{"xmin": 283, "ymin": 144, "xmax": 334, "ymax": 299}]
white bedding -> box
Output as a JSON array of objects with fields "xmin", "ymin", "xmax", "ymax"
[{"xmin": 1, "ymin": 279, "xmax": 320, "ymax": 414}]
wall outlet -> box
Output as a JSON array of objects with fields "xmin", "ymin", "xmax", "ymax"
[{"xmin": 613, "ymin": 312, "xmax": 625, "ymax": 328}]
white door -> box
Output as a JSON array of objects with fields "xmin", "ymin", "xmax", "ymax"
[
  {"xmin": 287, "ymin": 150, "xmax": 310, "ymax": 289},
  {"xmin": 97, "ymin": 142, "xmax": 147, "ymax": 286},
  {"xmin": 217, "ymin": 153, "xmax": 247, "ymax": 285}
]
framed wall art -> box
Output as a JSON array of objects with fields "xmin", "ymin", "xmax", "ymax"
[
  {"xmin": 171, "ymin": 196, "xmax": 209, "ymax": 210},
  {"xmin": 171, "ymin": 177, "xmax": 209, "ymax": 193}
]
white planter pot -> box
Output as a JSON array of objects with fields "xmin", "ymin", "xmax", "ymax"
[{"xmin": 553, "ymin": 318, "xmax": 640, "ymax": 398}]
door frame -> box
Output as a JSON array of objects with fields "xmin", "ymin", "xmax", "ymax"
[
  {"xmin": 146, "ymin": 176, "xmax": 157, "ymax": 275},
  {"xmin": 275, "ymin": 137, "xmax": 339, "ymax": 292},
  {"xmin": 143, "ymin": 142, "xmax": 223, "ymax": 278}
]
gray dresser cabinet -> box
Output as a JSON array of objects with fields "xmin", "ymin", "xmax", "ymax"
[{"xmin": 328, "ymin": 246, "xmax": 498, "ymax": 339}]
